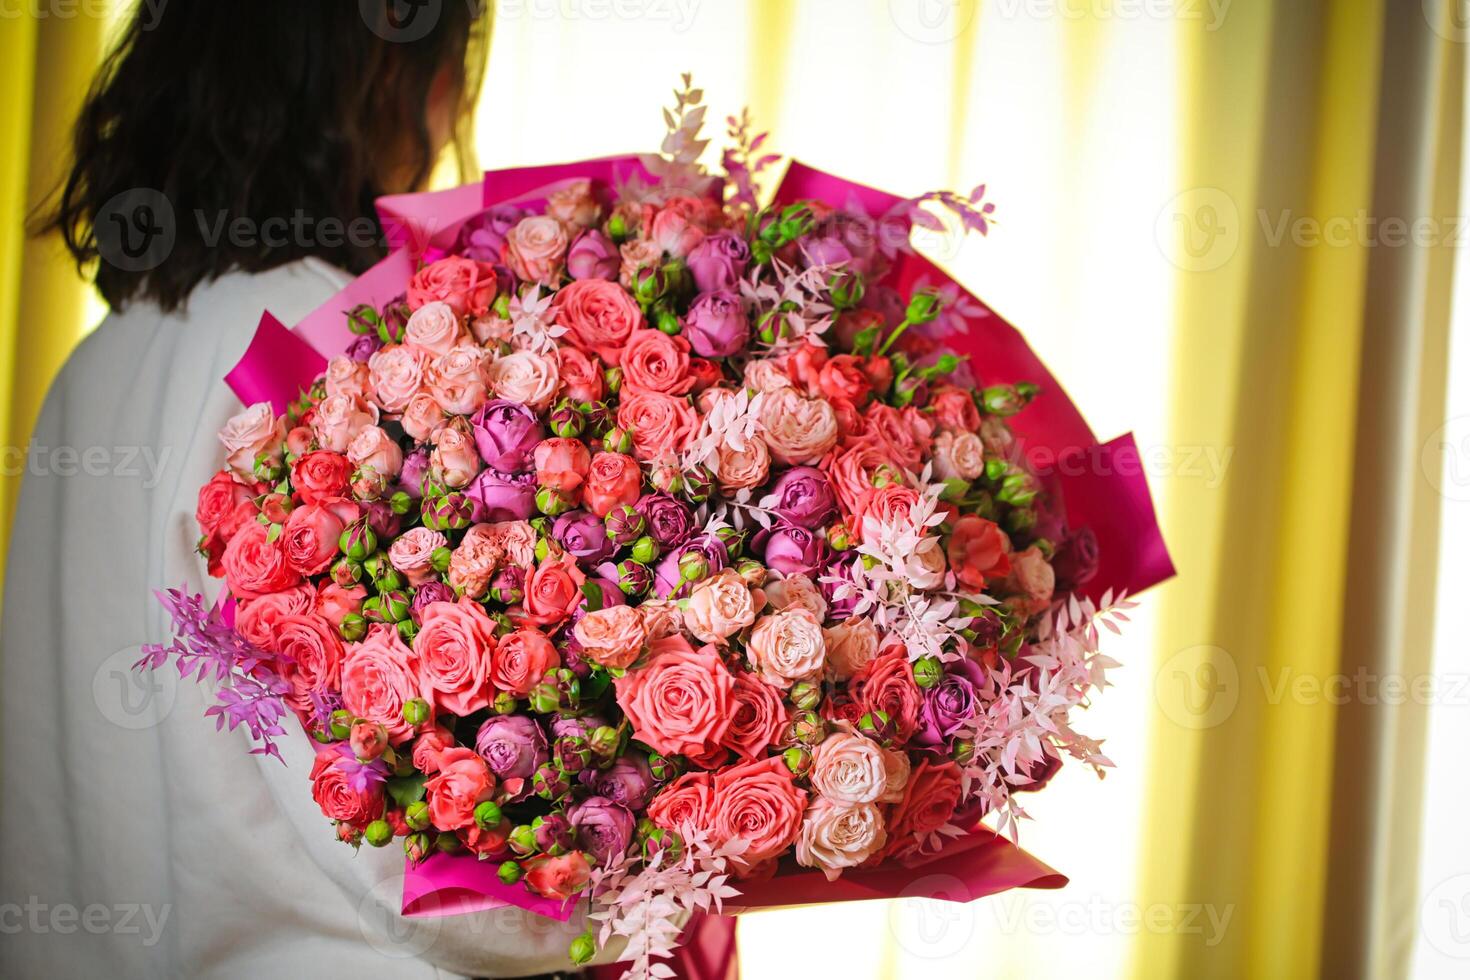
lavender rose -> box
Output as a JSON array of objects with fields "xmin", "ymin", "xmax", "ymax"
[
  {"xmin": 464, "ymin": 468, "xmax": 535, "ymax": 523},
  {"xmin": 683, "ymin": 289, "xmax": 749, "ymax": 358},
  {"xmin": 470, "ymin": 400, "xmax": 544, "ymax": 472},
  {"xmin": 456, "ymin": 205, "xmax": 530, "ymax": 264},
  {"xmin": 397, "ymin": 448, "xmax": 431, "ymax": 499},
  {"xmin": 567, "ymin": 796, "xmax": 635, "ymax": 866},
  {"xmin": 686, "ymin": 230, "xmax": 751, "ymax": 292},
  {"xmin": 475, "ymin": 715, "xmax": 549, "ymax": 783},
  {"xmin": 634, "ymin": 493, "xmax": 694, "ymax": 549},
  {"xmin": 755, "ymin": 522, "xmax": 831, "ymax": 577},
  {"xmin": 913, "ymin": 656, "xmax": 986, "ymax": 749},
  {"xmin": 579, "ymin": 754, "xmax": 655, "ymax": 810},
  {"xmin": 553, "ymin": 509, "xmax": 616, "ymax": 566},
  {"xmin": 347, "ymin": 333, "xmax": 383, "ymax": 362},
  {"xmin": 566, "ymin": 229, "xmax": 620, "ymax": 281},
  {"xmin": 764, "ymin": 466, "xmax": 838, "ymax": 529},
  {"xmin": 653, "ymin": 534, "xmax": 729, "ymax": 597},
  {"xmin": 409, "ymin": 582, "xmax": 455, "ymax": 624}
]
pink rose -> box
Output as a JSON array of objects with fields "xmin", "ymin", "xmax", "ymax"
[
  {"xmin": 646, "ymin": 195, "xmax": 718, "ymax": 258},
  {"xmin": 368, "ymin": 345, "xmax": 427, "ymax": 414},
  {"xmin": 407, "ymin": 256, "xmax": 497, "ymax": 318},
  {"xmin": 932, "ymin": 429, "xmax": 985, "ymax": 482},
  {"xmin": 683, "ymin": 568, "xmax": 758, "ymax": 644},
  {"xmin": 546, "ymin": 179, "xmax": 601, "ymax": 229},
  {"xmin": 1005, "ymin": 545, "xmax": 1055, "ymax": 617},
  {"xmin": 822, "ymin": 615, "xmax": 879, "ymax": 681},
  {"xmin": 618, "ymin": 238, "xmax": 664, "ymax": 290},
  {"xmin": 520, "ymin": 553, "xmax": 586, "ymax": 629},
  {"xmin": 583, "ymin": 452, "xmax": 643, "ymax": 517},
  {"xmin": 533, "ymin": 438, "xmax": 591, "ymax": 498},
  {"xmin": 850, "ymin": 651, "xmax": 922, "ymax": 743},
  {"xmin": 404, "ymin": 301, "xmax": 465, "ymax": 356},
  {"xmin": 316, "ymin": 582, "xmax": 367, "ymax": 628},
  {"xmin": 637, "ymin": 597, "xmax": 685, "ymax": 640},
  {"xmin": 412, "ymin": 725, "xmax": 457, "ymax": 774},
  {"xmin": 489, "ymin": 628, "xmax": 559, "ymax": 697},
  {"xmin": 447, "ymin": 523, "xmax": 501, "ymax": 598},
  {"xmin": 615, "ymin": 389, "xmax": 697, "ymax": 462},
  {"xmin": 222, "ymin": 521, "xmax": 302, "ymax": 599},
  {"xmin": 722, "ymin": 672, "xmax": 787, "ymax": 761},
  {"xmin": 503, "ymin": 215, "xmax": 569, "ymax": 285},
  {"xmin": 810, "ymin": 732, "xmax": 886, "ymax": 804},
  {"xmin": 342, "ymin": 624, "xmax": 424, "ymax": 744},
  {"xmin": 195, "ymin": 470, "xmax": 256, "ymax": 540},
  {"xmin": 555, "ymin": 346, "xmax": 604, "ymax": 404},
  {"xmin": 863, "ymin": 404, "xmax": 931, "ymax": 471},
  {"xmin": 826, "ymin": 444, "xmax": 910, "ymax": 518},
  {"xmin": 763, "ymin": 572, "xmax": 827, "ymax": 623},
  {"xmin": 347, "ymin": 425, "xmax": 404, "ymax": 480},
  {"xmin": 882, "ymin": 760, "xmax": 963, "ymax": 861},
  {"xmin": 572, "ymin": 605, "xmax": 647, "ymax": 670},
  {"xmin": 709, "ymin": 755, "xmax": 807, "ymax": 869},
  {"xmin": 714, "ymin": 436, "xmax": 770, "ymax": 493},
  {"xmin": 743, "ymin": 358, "xmax": 794, "ymax": 394},
  {"xmin": 486, "ymin": 349, "xmax": 559, "ymax": 412},
  {"xmin": 400, "ymin": 391, "xmax": 448, "ymax": 443},
  {"xmin": 234, "ymin": 585, "xmax": 316, "ymax": 650},
  {"xmin": 648, "ymin": 771, "xmax": 717, "ymax": 834},
  {"xmin": 310, "ymin": 394, "xmax": 378, "ymax": 455},
  {"xmin": 760, "ymin": 388, "xmax": 839, "ymax": 466},
  {"xmin": 324, "ymin": 356, "xmax": 370, "ymax": 400},
  {"xmin": 425, "ymin": 746, "xmax": 496, "ymax": 830},
  {"xmin": 523, "ymin": 851, "xmax": 591, "ymax": 902},
  {"xmin": 349, "ymin": 720, "xmax": 389, "ymax": 762},
  {"xmin": 489, "ymin": 521, "xmax": 537, "ymax": 567},
  {"xmin": 426, "ymin": 345, "xmax": 490, "ymax": 416},
  {"xmin": 311, "ymin": 747, "xmax": 383, "ymax": 825},
  {"xmin": 614, "ymin": 639, "xmax": 734, "ymax": 758},
  {"xmin": 931, "ymin": 386, "xmax": 981, "ymax": 432},
  {"xmin": 218, "ymin": 402, "xmax": 283, "ymax": 477},
  {"xmin": 554, "ymin": 278, "xmax": 643, "ymax": 365},
  {"xmin": 796, "ymin": 797, "xmax": 886, "ymax": 881},
  {"xmin": 746, "ymin": 608, "xmax": 826, "ymax": 689},
  {"xmin": 283, "ymin": 497, "xmax": 357, "ymax": 575},
  {"xmin": 415, "ymin": 597, "xmax": 498, "ymax": 717},
  {"xmin": 389, "ymin": 526, "xmax": 448, "ymax": 586},
  {"xmin": 621, "ymin": 329, "xmax": 694, "ymax": 396},
  {"xmin": 273, "ymin": 613, "xmax": 345, "ymax": 714},
  {"xmin": 429, "ymin": 425, "xmax": 481, "ymax": 489}
]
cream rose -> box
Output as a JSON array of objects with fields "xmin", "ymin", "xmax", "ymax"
[
  {"xmin": 400, "ymin": 391, "xmax": 447, "ymax": 442},
  {"xmin": 572, "ymin": 605, "xmax": 647, "ymax": 669},
  {"xmin": 763, "ymin": 573, "xmax": 828, "ymax": 623},
  {"xmin": 683, "ymin": 569, "xmax": 758, "ymax": 644},
  {"xmin": 823, "ymin": 615, "xmax": 879, "ymax": 681},
  {"xmin": 388, "ymin": 526, "xmax": 448, "ymax": 587},
  {"xmin": 368, "ymin": 345, "xmax": 426, "ymax": 414},
  {"xmin": 618, "ymin": 239, "xmax": 664, "ymax": 290},
  {"xmin": 742, "ymin": 358, "xmax": 794, "ymax": 394},
  {"xmin": 486, "ymin": 349, "xmax": 559, "ymax": 412},
  {"xmin": 714, "ymin": 436, "xmax": 770, "ymax": 493},
  {"xmin": 404, "ymin": 301, "xmax": 464, "ymax": 356},
  {"xmin": 879, "ymin": 746, "xmax": 911, "ymax": 804},
  {"xmin": 323, "ymin": 356, "xmax": 370, "ymax": 400},
  {"xmin": 546, "ymin": 179, "xmax": 601, "ymax": 229},
  {"xmin": 795, "ymin": 797, "xmax": 887, "ymax": 882},
  {"xmin": 430, "ymin": 425, "xmax": 481, "ymax": 489},
  {"xmin": 933, "ymin": 429, "xmax": 986, "ymax": 482},
  {"xmin": 218, "ymin": 402, "xmax": 283, "ymax": 477},
  {"xmin": 759, "ymin": 387, "xmax": 838, "ymax": 465},
  {"xmin": 347, "ymin": 424, "xmax": 404, "ymax": 479},
  {"xmin": 504, "ymin": 215, "xmax": 569, "ymax": 285},
  {"xmin": 427, "ymin": 345, "xmax": 489, "ymax": 417},
  {"xmin": 746, "ymin": 608, "xmax": 826, "ymax": 689},
  {"xmin": 810, "ymin": 732, "xmax": 887, "ymax": 804},
  {"xmin": 311, "ymin": 393, "xmax": 378, "ymax": 454}
]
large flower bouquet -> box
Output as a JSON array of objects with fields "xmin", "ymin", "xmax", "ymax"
[{"xmin": 143, "ymin": 80, "xmax": 1171, "ymax": 977}]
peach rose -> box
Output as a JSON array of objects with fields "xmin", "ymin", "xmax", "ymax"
[
  {"xmin": 523, "ymin": 851, "xmax": 591, "ymax": 902},
  {"xmin": 347, "ymin": 425, "xmax": 404, "ymax": 480},
  {"xmin": 759, "ymin": 388, "xmax": 839, "ymax": 465},
  {"xmin": 489, "ymin": 628, "xmax": 559, "ymax": 697},
  {"xmin": 533, "ymin": 438, "xmax": 591, "ymax": 497},
  {"xmin": 618, "ymin": 238, "xmax": 664, "ymax": 290},
  {"xmin": 503, "ymin": 215, "xmax": 569, "ymax": 285},
  {"xmin": 218, "ymin": 402, "xmax": 284, "ymax": 477},
  {"xmin": 367, "ymin": 345, "xmax": 426, "ymax": 414},
  {"xmin": 486, "ymin": 349, "xmax": 559, "ymax": 412},
  {"xmin": 429, "ymin": 425, "xmax": 481, "ymax": 489},
  {"xmin": 425, "ymin": 746, "xmax": 496, "ymax": 830},
  {"xmin": 823, "ymin": 615, "xmax": 879, "ymax": 681},
  {"xmin": 743, "ymin": 358, "xmax": 794, "ymax": 394},
  {"xmin": 613, "ymin": 639, "xmax": 734, "ymax": 758},
  {"xmin": 708, "ymin": 755, "xmax": 807, "ymax": 869},
  {"xmin": 683, "ymin": 568, "xmax": 758, "ymax": 644},
  {"xmin": 810, "ymin": 732, "xmax": 886, "ymax": 804},
  {"xmin": 615, "ymin": 389, "xmax": 697, "ymax": 462},
  {"xmin": 933, "ymin": 429, "xmax": 985, "ymax": 483},
  {"xmin": 407, "ymin": 256, "xmax": 498, "ymax": 318},
  {"xmin": 947, "ymin": 515, "xmax": 1011, "ymax": 591},
  {"xmin": 826, "ymin": 444, "xmax": 910, "ymax": 518},
  {"xmin": 342, "ymin": 625, "xmax": 424, "ymax": 744},
  {"xmin": 622, "ymin": 329, "xmax": 694, "ymax": 396},
  {"xmin": 746, "ymin": 608, "xmax": 826, "ymax": 689},
  {"xmin": 447, "ymin": 523, "xmax": 501, "ymax": 597},
  {"xmin": 316, "ymin": 582, "xmax": 367, "ymax": 628},
  {"xmin": 714, "ymin": 436, "xmax": 770, "ymax": 492},
  {"xmin": 521, "ymin": 553, "xmax": 586, "ymax": 628},
  {"xmin": 583, "ymin": 452, "xmax": 643, "ymax": 518},
  {"xmin": 556, "ymin": 346, "xmax": 604, "ymax": 404},
  {"xmin": 234, "ymin": 585, "xmax": 316, "ymax": 650},
  {"xmin": 415, "ymin": 598, "xmax": 499, "ymax": 716},
  {"xmin": 400, "ymin": 391, "xmax": 448, "ymax": 443},
  {"xmin": 879, "ymin": 746, "xmax": 911, "ymax": 804},
  {"xmin": 648, "ymin": 771, "xmax": 716, "ymax": 834},
  {"xmin": 404, "ymin": 300, "xmax": 464, "ymax": 356},
  {"xmin": 311, "ymin": 393, "xmax": 378, "ymax": 454},
  {"xmin": 389, "ymin": 526, "xmax": 447, "ymax": 586},
  {"xmin": 763, "ymin": 573, "xmax": 828, "ymax": 623},
  {"xmin": 1006, "ymin": 545, "xmax": 1055, "ymax": 617},
  {"xmin": 555, "ymin": 278, "xmax": 643, "ymax": 365},
  {"xmin": 324, "ymin": 355, "xmax": 370, "ymax": 400},
  {"xmin": 282, "ymin": 497, "xmax": 357, "ymax": 576},
  {"xmin": 426, "ymin": 345, "xmax": 490, "ymax": 416},
  {"xmin": 546, "ymin": 179, "xmax": 601, "ymax": 228},
  {"xmin": 796, "ymin": 797, "xmax": 887, "ymax": 881},
  {"xmin": 488, "ymin": 520, "xmax": 537, "ymax": 568},
  {"xmin": 637, "ymin": 597, "xmax": 685, "ymax": 639},
  {"xmin": 573, "ymin": 605, "xmax": 648, "ymax": 669}
]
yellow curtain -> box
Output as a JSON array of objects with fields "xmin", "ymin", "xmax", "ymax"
[{"xmin": 1, "ymin": 3, "xmax": 1460, "ymax": 978}]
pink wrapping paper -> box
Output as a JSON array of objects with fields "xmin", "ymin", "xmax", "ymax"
[{"xmin": 221, "ymin": 158, "xmax": 1170, "ymax": 954}]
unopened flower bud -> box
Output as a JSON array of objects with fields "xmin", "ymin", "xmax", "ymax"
[
  {"xmin": 629, "ymin": 535, "xmax": 660, "ymax": 564},
  {"xmin": 905, "ymin": 288, "xmax": 943, "ymax": 324},
  {"xmin": 529, "ymin": 679, "xmax": 562, "ymax": 714},
  {"xmin": 647, "ymin": 753, "xmax": 680, "ymax": 782},
  {"xmin": 364, "ymin": 819, "xmax": 393, "ymax": 848},
  {"xmin": 783, "ymin": 746, "xmax": 813, "ymax": 778},
  {"xmin": 535, "ymin": 485, "xmax": 574, "ymax": 517},
  {"xmin": 380, "ymin": 589, "xmax": 411, "ymax": 623},
  {"xmin": 339, "ymin": 520, "xmax": 377, "ymax": 562},
  {"xmin": 641, "ymin": 827, "xmax": 683, "ymax": 864},
  {"xmin": 788, "ymin": 680, "xmax": 822, "ymax": 712},
  {"xmin": 714, "ymin": 526, "xmax": 745, "ymax": 559},
  {"xmin": 736, "ymin": 559, "xmax": 767, "ymax": 587},
  {"xmin": 329, "ymin": 710, "xmax": 353, "ymax": 741},
  {"xmin": 787, "ymin": 709, "xmax": 826, "ymax": 746},
  {"xmin": 677, "ymin": 551, "xmax": 709, "ymax": 584},
  {"xmin": 549, "ymin": 403, "xmax": 585, "ymax": 438},
  {"xmin": 648, "ymin": 463, "xmax": 683, "ymax": 495},
  {"xmin": 980, "ymin": 382, "xmax": 1039, "ymax": 417},
  {"xmin": 404, "ymin": 832, "xmax": 432, "ymax": 863},
  {"xmin": 330, "ymin": 557, "xmax": 363, "ymax": 588},
  {"xmin": 827, "ymin": 522, "xmax": 855, "ymax": 551},
  {"xmin": 601, "ymin": 425, "xmax": 633, "ymax": 455},
  {"xmin": 508, "ymin": 824, "xmax": 538, "ymax": 857},
  {"xmin": 420, "ymin": 492, "xmax": 473, "ymax": 531},
  {"xmin": 435, "ymin": 832, "xmax": 460, "ymax": 853},
  {"xmin": 430, "ymin": 545, "xmax": 453, "ymax": 574},
  {"xmin": 498, "ymin": 860, "xmax": 523, "ymax": 885},
  {"xmin": 347, "ymin": 302, "xmax": 380, "ymax": 336},
  {"xmin": 569, "ymin": 931, "xmax": 597, "ymax": 967},
  {"xmin": 474, "ymin": 800, "xmax": 503, "ymax": 831},
  {"xmin": 682, "ymin": 467, "xmax": 714, "ymax": 504},
  {"xmin": 617, "ymin": 560, "xmax": 652, "ymax": 597},
  {"xmin": 555, "ymin": 735, "xmax": 592, "ymax": 774},
  {"xmin": 534, "ymin": 813, "xmax": 574, "ymax": 854},
  {"xmin": 603, "ymin": 504, "xmax": 645, "ymax": 545},
  {"xmin": 588, "ymin": 725, "xmax": 619, "ymax": 761},
  {"xmin": 951, "ymin": 740, "xmax": 976, "ymax": 766},
  {"xmin": 857, "ymin": 709, "xmax": 896, "ymax": 744},
  {"xmin": 338, "ymin": 613, "xmax": 367, "ymax": 642},
  {"xmin": 492, "ymin": 691, "xmax": 518, "ymax": 714},
  {"xmin": 654, "ymin": 308, "xmax": 681, "ymax": 335},
  {"xmin": 912, "ymin": 656, "xmax": 943, "ymax": 689},
  {"xmin": 533, "ymin": 764, "xmax": 571, "ymax": 803},
  {"xmin": 402, "ymin": 698, "xmax": 430, "ymax": 727},
  {"xmin": 405, "ymin": 800, "xmax": 431, "ymax": 832}
]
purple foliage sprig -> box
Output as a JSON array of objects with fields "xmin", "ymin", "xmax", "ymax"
[
  {"xmin": 722, "ymin": 107, "xmax": 780, "ymax": 212},
  {"xmin": 137, "ymin": 586, "xmax": 294, "ymax": 762}
]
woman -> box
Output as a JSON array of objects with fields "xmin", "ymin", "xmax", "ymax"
[{"xmin": 1, "ymin": 5, "xmax": 596, "ymax": 977}]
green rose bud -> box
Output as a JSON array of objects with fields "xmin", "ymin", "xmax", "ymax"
[
  {"xmin": 603, "ymin": 366, "xmax": 624, "ymax": 396},
  {"xmin": 405, "ymin": 800, "xmax": 431, "ymax": 832},
  {"xmin": 535, "ymin": 485, "xmax": 574, "ymax": 517},
  {"xmin": 338, "ymin": 613, "xmax": 367, "ymax": 642},
  {"xmin": 435, "ymin": 832, "xmax": 461, "ymax": 853},
  {"xmin": 951, "ymin": 740, "xmax": 976, "ymax": 766},
  {"xmin": 568, "ymin": 932, "xmax": 597, "ymax": 966},
  {"xmin": 602, "ymin": 425, "xmax": 633, "ymax": 455},
  {"xmin": 508, "ymin": 824, "xmax": 538, "ymax": 857},
  {"xmin": 403, "ymin": 832, "xmax": 432, "ymax": 863},
  {"xmin": 402, "ymin": 698, "xmax": 430, "ymax": 727},
  {"xmin": 905, "ymin": 288, "xmax": 943, "ymax": 324},
  {"xmin": 678, "ymin": 550, "xmax": 709, "ymax": 583},
  {"xmin": 364, "ymin": 819, "xmax": 393, "ymax": 848},
  {"xmin": 654, "ymin": 308, "xmax": 681, "ymax": 335},
  {"xmin": 912, "ymin": 656, "xmax": 943, "ymax": 689},
  {"xmin": 629, "ymin": 535, "xmax": 660, "ymax": 565},
  {"xmin": 474, "ymin": 800, "xmax": 503, "ymax": 831},
  {"xmin": 339, "ymin": 519, "xmax": 377, "ymax": 562},
  {"xmin": 329, "ymin": 709, "xmax": 353, "ymax": 740},
  {"xmin": 347, "ymin": 302, "xmax": 381, "ymax": 336},
  {"xmin": 606, "ymin": 213, "xmax": 629, "ymax": 240},
  {"xmin": 788, "ymin": 679, "xmax": 822, "ymax": 712},
  {"xmin": 430, "ymin": 546, "xmax": 453, "ymax": 574},
  {"xmin": 497, "ymin": 860, "xmax": 523, "ymax": 885},
  {"xmin": 380, "ymin": 589, "xmax": 411, "ymax": 623},
  {"xmin": 782, "ymin": 746, "xmax": 813, "ymax": 778},
  {"xmin": 492, "ymin": 691, "xmax": 519, "ymax": 714}
]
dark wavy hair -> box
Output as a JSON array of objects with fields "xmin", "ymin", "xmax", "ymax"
[{"xmin": 36, "ymin": 1, "xmax": 491, "ymax": 311}]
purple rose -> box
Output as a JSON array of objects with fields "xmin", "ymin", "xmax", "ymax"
[
  {"xmin": 634, "ymin": 493, "xmax": 693, "ymax": 549},
  {"xmin": 475, "ymin": 715, "xmax": 548, "ymax": 782},
  {"xmin": 397, "ymin": 448, "xmax": 431, "ymax": 499},
  {"xmin": 579, "ymin": 754, "xmax": 655, "ymax": 810},
  {"xmin": 347, "ymin": 333, "xmax": 383, "ymax": 362},
  {"xmin": 464, "ymin": 468, "xmax": 535, "ymax": 523},
  {"xmin": 410, "ymin": 582, "xmax": 455, "ymax": 624},
  {"xmin": 799, "ymin": 235, "xmax": 853, "ymax": 269},
  {"xmin": 566, "ymin": 796, "xmax": 635, "ymax": 866},
  {"xmin": 686, "ymin": 230, "xmax": 750, "ymax": 292},
  {"xmin": 764, "ymin": 466, "xmax": 837, "ymax": 529},
  {"xmin": 456, "ymin": 205, "xmax": 530, "ymax": 263},
  {"xmin": 362, "ymin": 501, "xmax": 402, "ymax": 540},
  {"xmin": 913, "ymin": 657, "xmax": 986, "ymax": 749},
  {"xmin": 755, "ymin": 523, "xmax": 831, "ymax": 577},
  {"xmin": 553, "ymin": 509, "xmax": 615, "ymax": 566},
  {"xmin": 470, "ymin": 400, "xmax": 544, "ymax": 472},
  {"xmin": 551, "ymin": 714, "xmax": 608, "ymax": 741},
  {"xmin": 1051, "ymin": 526, "xmax": 1099, "ymax": 593},
  {"xmin": 683, "ymin": 289, "xmax": 749, "ymax": 358},
  {"xmin": 653, "ymin": 534, "xmax": 729, "ymax": 597},
  {"xmin": 566, "ymin": 228, "xmax": 620, "ymax": 281}
]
